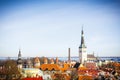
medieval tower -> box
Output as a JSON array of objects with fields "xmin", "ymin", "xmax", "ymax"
[{"xmin": 79, "ymin": 27, "xmax": 87, "ymax": 64}]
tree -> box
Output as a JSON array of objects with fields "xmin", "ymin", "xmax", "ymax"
[
  {"xmin": 54, "ymin": 73, "xmax": 65, "ymax": 80},
  {"xmin": 4, "ymin": 60, "xmax": 21, "ymax": 80},
  {"xmin": 70, "ymin": 69, "xmax": 78, "ymax": 80}
]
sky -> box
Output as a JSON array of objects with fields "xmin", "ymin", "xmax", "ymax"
[{"xmin": 0, "ymin": 0, "xmax": 120, "ymax": 57}]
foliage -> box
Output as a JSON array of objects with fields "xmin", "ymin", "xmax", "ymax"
[
  {"xmin": 70, "ymin": 69, "xmax": 78, "ymax": 80},
  {"xmin": 3, "ymin": 60, "xmax": 21, "ymax": 80},
  {"xmin": 53, "ymin": 73, "xmax": 65, "ymax": 80},
  {"xmin": 4, "ymin": 60, "xmax": 20, "ymax": 74}
]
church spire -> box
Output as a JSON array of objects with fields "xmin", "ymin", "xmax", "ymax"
[
  {"xmin": 79, "ymin": 26, "xmax": 87, "ymax": 64},
  {"xmin": 79, "ymin": 26, "xmax": 86, "ymax": 48},
  {"xmin": 17, "ymin": 48, "xmax": 22, "ymax": 69},
  {"xmin": 18, "ymin": 48, "xmax": 21, "ymax": 59}
]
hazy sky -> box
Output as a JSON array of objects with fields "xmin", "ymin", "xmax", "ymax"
[{"xmin": 0, "ymin": 0, "xmax": 120, "ymax": 57}]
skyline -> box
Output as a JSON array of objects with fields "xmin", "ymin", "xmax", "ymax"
[{"xmin": 0, "ymin": 0, "xmax": 120, "ymax": 57}]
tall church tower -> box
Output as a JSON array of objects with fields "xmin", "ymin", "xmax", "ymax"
[
  {"xmin": 17, "ymin": 49, "xmax": 22, "ymax": 69},
  {"xmin": 79, "ymin": 27, "xmax": 87, "ymax": 64}
]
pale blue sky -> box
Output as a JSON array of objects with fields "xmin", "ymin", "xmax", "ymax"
[{"xmin": 0, "ymin": 0, "xmax": 120, "ymax": 57}]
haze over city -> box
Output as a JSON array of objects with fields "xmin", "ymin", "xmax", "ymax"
[{"xmin": 0, "ymin": 0, "xmax": 120, "ymax": 57}]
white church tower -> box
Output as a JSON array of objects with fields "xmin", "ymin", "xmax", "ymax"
[
  {"xmin": 17, "ymin": 49, "xmax": 22, "ymax": 69},
  {"xmin": 79, "ymin": 27, "xmax": 87, "ymax": 64}
]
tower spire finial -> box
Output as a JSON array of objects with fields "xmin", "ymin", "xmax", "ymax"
[
  {"xmin": 19, "ymin": 45, "xmax": 21, "ymax": 51},
  {"xmin": 82, "ymin": 24, "xmax": 84, "ymax": 30}
]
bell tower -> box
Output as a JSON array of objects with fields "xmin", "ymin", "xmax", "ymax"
[
  {"xmin": 79, "ymin": 27, "xmax": 87, "ymax": 64},
  {"xmin": 17, "ymin": 49, "xmax": 22, "ymax": 69}
]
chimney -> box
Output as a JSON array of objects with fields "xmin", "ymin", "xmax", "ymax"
[{"xmin": 68, "ymin": 48, "xmax": 71, "ymax": 62}]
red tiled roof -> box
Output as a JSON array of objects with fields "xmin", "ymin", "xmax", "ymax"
[
  {"xmin": 40, "ymin": 64, "xmax": 60, "ymax": 71},
  {"xmin": 22, "ymin": 77, "xmax": 43, "ymax": 80},
  {"xmin": 87, "ymin": 54, "xmax": 96, "ymax": 58}
]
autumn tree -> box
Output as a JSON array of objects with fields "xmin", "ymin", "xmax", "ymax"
[
  {"xmin": 4, "ymin": 60, "xmax": 21, "ymax": 80},
  {"xmin": 53, "ymin": 73, "xmax": 65, "ymax": 80},
  {"xmin": 70, "ymin": 69, "xmax": 78, "ymax": 80}
]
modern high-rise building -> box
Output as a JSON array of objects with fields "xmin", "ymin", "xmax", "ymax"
[{"xmin": 79, "ymin": 28, "xmax": 87, "ymax": 64}]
